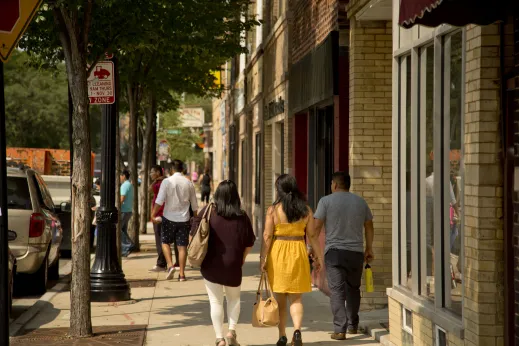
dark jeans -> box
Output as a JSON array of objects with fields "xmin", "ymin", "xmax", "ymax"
[
  {"xmin": 153, "ymin": 222, "xmax": 167, "ymax": 268},
  {"xmin": 325, "ymin": 249, "xmax": 365, "ymax": 333},
  {"xmin": 121, "ymin": 212, "xmax": 134, "ymax": 256}
]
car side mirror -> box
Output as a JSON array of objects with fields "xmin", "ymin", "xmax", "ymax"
[
  {"xmin": 8, "ymin": 230, "xmax": 17, "ymax": 241},
  {"xmin": 60, "ymin": 202, "xmax": 72, "ymax": 213}
]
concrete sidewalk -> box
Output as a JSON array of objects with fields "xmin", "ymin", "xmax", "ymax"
[{"xmin": 15, "ymin": 233, "xmax": 383, "ymax": 345}]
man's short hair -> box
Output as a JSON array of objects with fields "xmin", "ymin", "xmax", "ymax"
[
  {"xmin": 122, "ymin": 170, "xmax": 130, "ymax": 180},
  {"xmin": 332, "ymin": 171, "xmax": 351, "ymax": 190},
  {"xmin": 171, "ymin": 159, "xmax": 184, "ymax": 173}
]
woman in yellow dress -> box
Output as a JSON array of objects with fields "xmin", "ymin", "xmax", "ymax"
[{"xmin": 261, "ymin": 174, "xmax": 324, "ymax": 346}]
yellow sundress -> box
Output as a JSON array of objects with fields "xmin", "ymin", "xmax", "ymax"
[{"xmin": 267, "ymin": 208, "xmax": 312, "ymax": 294}]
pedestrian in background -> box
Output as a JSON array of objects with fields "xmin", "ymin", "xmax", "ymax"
[
  {"xmin": 149, "ymin": 165, "xmax": 167, "ymax": 272},
  {"xmin": 200, "ymin": 168, "xmax": 213, "ymax": 206},
  {"xmin": 260, "ymin": 174, "xmax": 323, "ymax": 346},
  {"xmin": 152, "ymin": 160, "xmax": 198, "ymax": 281},
  {"xmin": 120, "ymin": 170, "xmax": 136, "ymax": 257},
  {"xmin": 313, "ymin": 172, "xmax": 374, "ymax": 341},
  {"xmin": 191, "ymin": 180, "xmax": 255, "ymax": 346}
]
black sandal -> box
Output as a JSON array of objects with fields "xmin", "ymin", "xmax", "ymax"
[
  {"xmin": 216, "ymin": 338, "xmax": 226, "ymax": 346},
  {"xmin": 291, "ymin": 330, "xmax": 303, "ymax": 346},
  {"xmin": 277, "ymin": 336, "xmax": 288, "ymax": 346}
]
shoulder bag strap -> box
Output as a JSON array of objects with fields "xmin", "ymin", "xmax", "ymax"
[{"xmin": 206, "ymin": 203, "xmax": 214, "ymax": 222}]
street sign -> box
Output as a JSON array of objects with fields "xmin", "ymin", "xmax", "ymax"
[
  {"xmin": 88, "ymin": 61, "xmax": 115, "ymax": 104},
  {"xmin": 0, "ymin": 0, "xmax": 44, "ymax": 62}
]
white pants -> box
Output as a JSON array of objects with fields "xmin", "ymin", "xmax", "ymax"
[{"xmin": 204, "ymin": 279, "xmax": 241, "ymax": 339}]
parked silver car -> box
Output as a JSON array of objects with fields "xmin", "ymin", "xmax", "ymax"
[{"xmin": 7, "ymin": 167, "xmax": 63, "ymax": 294}]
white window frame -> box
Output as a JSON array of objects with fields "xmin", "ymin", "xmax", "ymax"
[
  {"xmin": 392, "ymin": 24, "xmax": 465, "ymax": 322},
  {"xmin": 402, "ymin": 307, "xmax": 413, "ymax": 334},
  {"xmin": 435, "ymin": 325, "xmax": 447, "ymax": 346}
]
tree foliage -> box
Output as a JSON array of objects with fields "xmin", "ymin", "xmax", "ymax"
[
  {"xmin": 4, "ymin": 51, "xmax": 68, "ymax": 148},
  {"xmin": 18, "ymin": 0, "xmax": 259, "ymax": 337}
]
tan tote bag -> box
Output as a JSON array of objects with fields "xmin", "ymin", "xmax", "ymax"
[
  {"xmin": 187, "ymin": 203, "xmax": 214, "ymax": 267},
  {"xmin": 252, "ymin": 272, "xmax": 280, "ymax": 327}
]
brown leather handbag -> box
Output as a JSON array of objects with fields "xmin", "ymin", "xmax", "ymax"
[
  {"xmin": 187, "ymin": 203, "xmax": 214, "ymax": 267},
  {"xmin": 252, "ymin": 272, "xmax": 279, "ymax": 327}
]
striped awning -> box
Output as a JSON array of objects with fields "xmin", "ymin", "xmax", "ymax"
[{"xmin": 399, "ymin": 0, "xmax": 506, "ymax": 29}]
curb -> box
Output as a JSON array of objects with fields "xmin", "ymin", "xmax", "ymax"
[
  {"xmin": 360, "ymin": 322, "xmax": 390, "ymax": 344},
  {"xmin": 9, "ymin": 281, "xmax": 69, "ymax": 337},
  {"xmin": 9, "ymin": 254, "xmax": 95, "ymax": 337}
]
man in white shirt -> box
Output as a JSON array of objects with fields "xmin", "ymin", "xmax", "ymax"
[{"xmin": 152, "ymin": 160, "xmax": 198, "ymax": 281}]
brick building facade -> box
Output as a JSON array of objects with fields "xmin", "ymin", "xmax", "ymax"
[{"xmin": 212, "ymin": 1, "xmax": 519, "ymax": 344}]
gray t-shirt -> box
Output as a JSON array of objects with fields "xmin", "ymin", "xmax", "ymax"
[{"xmin": 314, "ymin": 192, "xmax": 373, "ymax": 254}]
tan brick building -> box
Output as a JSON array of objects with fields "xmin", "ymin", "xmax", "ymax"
[{"xmin": 346, "ymin": 0, "xmax": 518, "ymax": 345}]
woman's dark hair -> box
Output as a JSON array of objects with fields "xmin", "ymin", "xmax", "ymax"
[
  {"xmin": 274, "ymin": 174, "xmax": 308, "ymax": 223},
  {"xmin": 204, "ymin": 168, "xmax": 210, "ymax": 175},
  {"xmin": 151, "ymin": 165, "xmax": 163, "ymax": 175},
  {"xmin": 213, "ymin": 180, "xmax": 243, "ymax": 218}
]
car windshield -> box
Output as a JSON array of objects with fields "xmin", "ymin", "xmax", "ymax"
[{"xmin": 7, "ymin": 177, "xmax": 32, "ymax": 210}]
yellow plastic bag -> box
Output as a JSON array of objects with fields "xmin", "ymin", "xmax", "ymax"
[{"xmin": 365, "ymin": 264, "xmax": 374, "ymax": 293}]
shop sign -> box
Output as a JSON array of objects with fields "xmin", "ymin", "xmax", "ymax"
[{"xmin": 265, "ymin": 97, "xmax": 285, "ymax": 119}]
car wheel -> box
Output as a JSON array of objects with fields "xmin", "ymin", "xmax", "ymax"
[
  {"xmin": 48, "ymin": 253, "xmax": 60, "ymax": 281},
  {"xmin": 31, "ymin": 253, "xmax": 48, "ymax": 295}
]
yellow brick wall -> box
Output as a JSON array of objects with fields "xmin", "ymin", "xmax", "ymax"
[
  {"xmin": 389, "ymin": 298, "xmax": 464, "ymax": 346},
  {"xmin": 463, "ymin": 23, "xmax": 505, "ymax": 346},
  {"xmin": 264, "ymin": 124, "xmax": 273, "ymax": 212},
  {"xmin": 349, "ymin": 19, "xmax": 393, "ymax": 309}
]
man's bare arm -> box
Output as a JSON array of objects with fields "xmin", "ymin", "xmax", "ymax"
[{"xmin": 364, "ymin": 220, "xmax": 374, "ymax": 263}]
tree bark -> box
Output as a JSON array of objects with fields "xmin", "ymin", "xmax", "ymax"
[
  {"xmin": 53, "ymin": 7, "xmax": 92, "ymax": 338},
  {"xmin": 139, "ymin": 93, "xmax": 156, "ymax": 235},
  {"xmin": 127, "ymin": 83, "xmax": 140, "ymax": 250}
]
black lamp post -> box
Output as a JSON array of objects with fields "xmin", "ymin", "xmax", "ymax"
[
  {"xmin": 0, "ymin": 62, "xmax": 10, "ymax": 345},
  {"xmin": 90, "ymin": 57, "xmax": 131, "ymax": 302}
]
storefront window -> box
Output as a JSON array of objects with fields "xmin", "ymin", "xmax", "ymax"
[
  {"xmin": 421, "ymin": 45, "xmax": 435, "ymax": 301},
  {"xmin": 446, "ymin": 31, "xmax": 463, "ymax": 316},
  {"xmin": 396, "ymin": 29, "xmax": 464, "ymax": 317},
  {"xmin": 404, "ymin": 55, "xmax": 412, "ymax": 289}
]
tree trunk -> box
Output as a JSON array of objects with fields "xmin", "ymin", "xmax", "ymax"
[
  {"xmin": 54, "ymin": 8, "xmax": 92, "ymax": 338},
  {"xmin": 139, "ymin": 93, "xmax": 156, "ymax": 235},
  {"xmin": 127, "ymin": 83, "xmax": 140, "ymax": 250}
]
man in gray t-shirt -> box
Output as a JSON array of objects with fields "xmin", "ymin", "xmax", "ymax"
[{"xmin": 313, "ymin": 172, "xmax": 374, "ymax": 340}]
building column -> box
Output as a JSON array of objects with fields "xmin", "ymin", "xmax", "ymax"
[
  {"xmin": 463, "ymin": 23, "xmax": 505, "ymax": 346},
  {"xmin": 349, "ymin": 19, "xmax": 393, "ymax": 309}
]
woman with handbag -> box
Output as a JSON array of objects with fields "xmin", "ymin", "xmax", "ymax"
[
  {"xmin": 260, "ymin": 174, "xmax": 324, "ymax": 346},
  {"xmin": 190, "ymin": 180, "xmax": 256, "ymax": 346}
]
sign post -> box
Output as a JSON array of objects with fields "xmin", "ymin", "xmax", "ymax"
[
  {"xmin": 89, "ymin": 57, "xmax": 130, "ymax": 302},
  {"xmin": 0, "ymin": 1, "xmax": 44, "ymax": 343}
]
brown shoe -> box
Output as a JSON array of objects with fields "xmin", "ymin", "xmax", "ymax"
[{"xmin": 331, "ymin": 333, "xmax": 346, "ymax": 340}]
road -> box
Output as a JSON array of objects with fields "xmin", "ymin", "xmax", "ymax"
[{"xmin": 10, "ymin": 258, "xmax": 72, "ymax": 323}]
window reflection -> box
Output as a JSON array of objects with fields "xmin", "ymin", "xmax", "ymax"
[
  {"xmin": 423, "ymin": 45, "xmax": 435, "ymax": 300},
  {"xmin": 405, "ymin": 56, "xmax": 412, "ymax": 289},
  {"xmin": 447, "ymin": 31, "xmax": 463, "ymax": 316}
]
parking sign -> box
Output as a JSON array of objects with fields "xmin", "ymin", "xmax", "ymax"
[{"xmin": 88, "ymin": 61, "xmax": 115, "ymax": 104}]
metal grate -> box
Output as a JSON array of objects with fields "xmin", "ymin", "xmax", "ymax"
[{"xmin": 128, "ymin": 279, "xmax": 157, "ymax": 288}]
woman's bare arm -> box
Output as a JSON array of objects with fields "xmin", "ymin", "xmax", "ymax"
[{"xmin": 260, "ymin": 207, "xmax": 275, "ymax": 270}]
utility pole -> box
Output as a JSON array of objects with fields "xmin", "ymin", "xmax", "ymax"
[{"xmin": 0, "ymin": 61, "xmax": 10, "ymax": 346}]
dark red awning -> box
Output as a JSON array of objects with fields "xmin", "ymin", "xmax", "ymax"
[{"xmin": 399, "ymin": 0, "xmax": 507, "ymax": 29}]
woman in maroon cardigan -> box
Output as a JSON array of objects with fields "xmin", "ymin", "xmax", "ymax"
[{"xmin": 191, "ymin": 180, "xmax": 256, "ymax": 346}]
